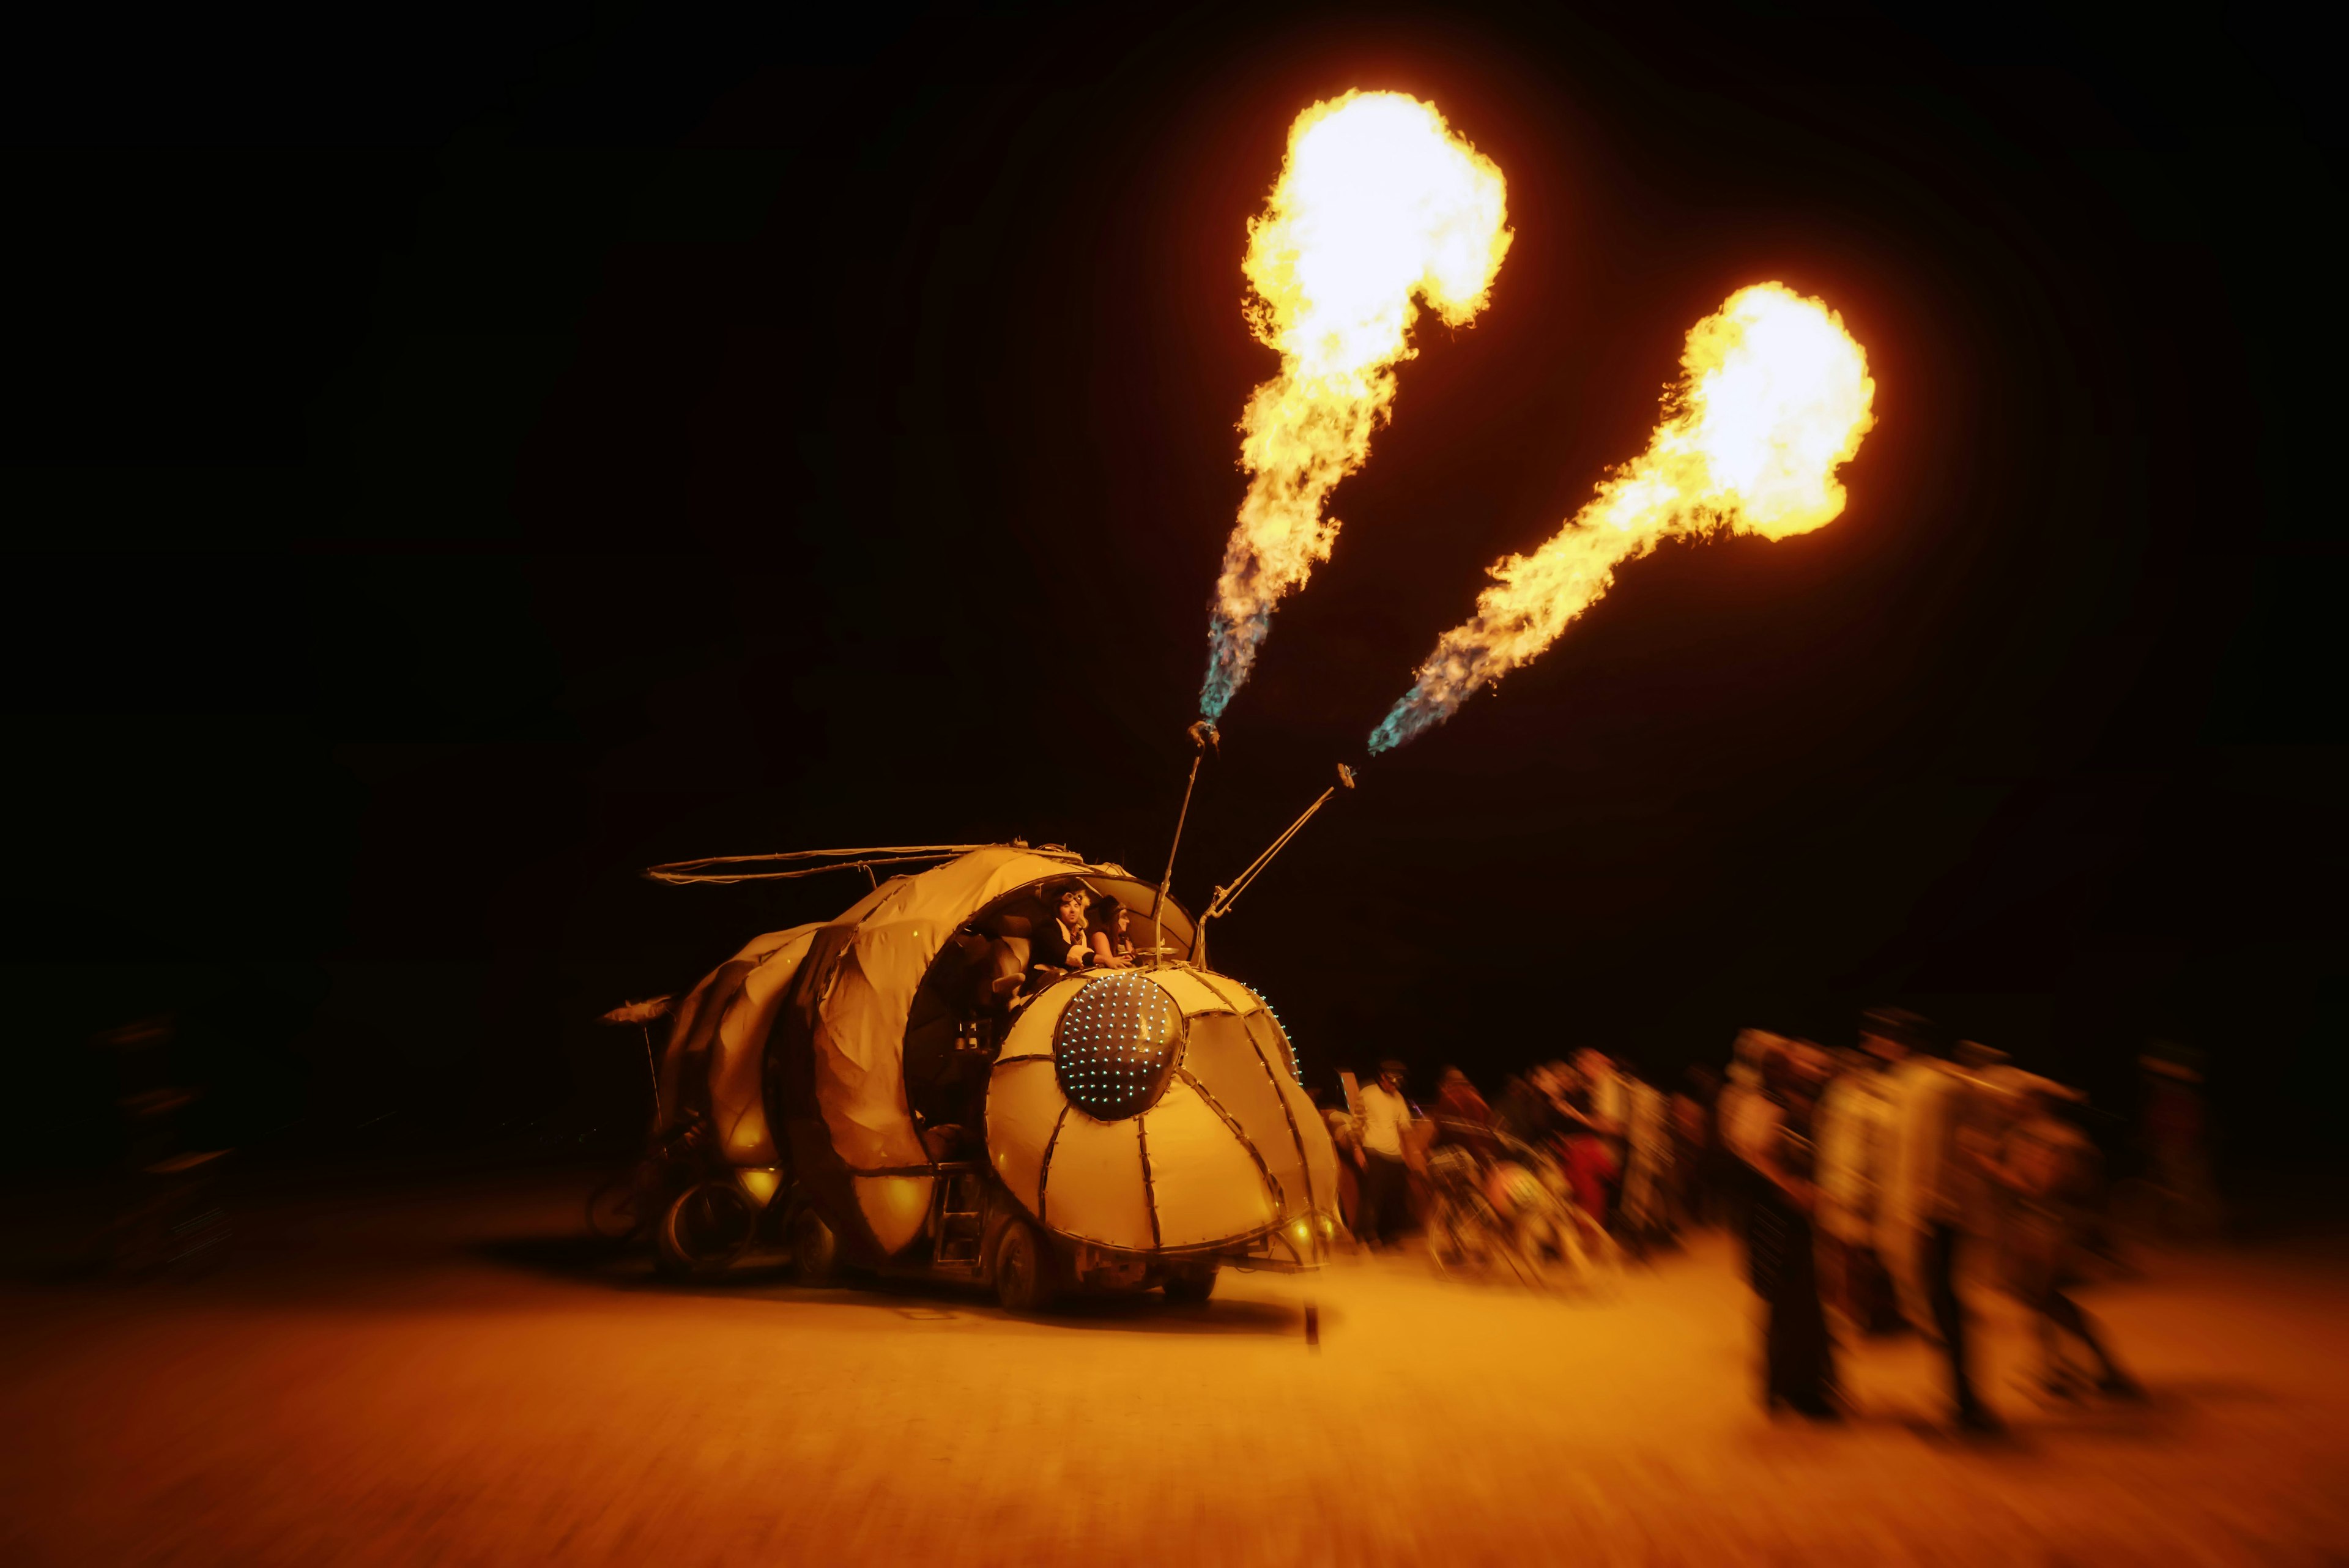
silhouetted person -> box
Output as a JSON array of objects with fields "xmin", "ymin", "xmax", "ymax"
[
  {"xmin": 1672, "ymin": 1066, "xmax": 1720, "ymax": 1227},
  {"xmin": 1731, "ymin": 1040, "xmax": 1839, "ymax": 1418},
  {"xmin": 1431, "ymin": 1066, "xmax": 1497, "ymax": 1156},
  {"xmin": 2139, "ymin": 1044, "xmax": 2219, "ymax": 1239},
  {"xmin": 1551, "ymin": 1060, "xmax": 1619, "ymax": 1223},
  {"xmin": 1496, "ymin": 1063, "xmax": 1564, "ymax": 1147},
  {"xmin": 1619, "ymin": 1072, "xmax": 1677, "ymax": 1247}
]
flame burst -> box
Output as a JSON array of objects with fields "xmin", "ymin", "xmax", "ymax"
[
  {"xmin": 1198, "ymin": 91, "xmax": 1513, "ymax": 721},
  {"xmin": 1367, "ymin": 283, "xmax": 1875, "ymax": 752}
]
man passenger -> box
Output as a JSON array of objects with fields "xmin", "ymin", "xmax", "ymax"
[{"xmin": 1026, "ymin": 882, "xmax": 1094, "ymax": 986}]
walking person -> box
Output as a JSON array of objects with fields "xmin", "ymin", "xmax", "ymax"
[
  {"xmin": 1620, "ymin": 1073, "xmax": 1677, "ymax": 1250},
  {"xmin": 1671, "ymin": 1066, "xmax": 1720, "ymax": 1228},
  {"xmin": 1574, "ymin": 1048, "xmax": 1630, "ymax": 1228},
  {"xmin": 1815, "ymin": 1044, "xmax": 1896, "ymax": 1333},
  {"xmin": 1876, "ymin": 1010, "xmax": 2001, "ymax": 1433},
  {"xmin": 1354, "ymin": 1061, "xmax": 1414, "ymax": 1250},
  {"xmin": 1729, "ymin": 1040, "xmax": 1839, "ymax": 1418},
  {"xmin": 1431, "ymin": 1066, "xmax": 1499, "ymax": 1157},
  {"xmin": 1718, "ymin": 1031, "xmax": 1781, "ymax": 1248}
]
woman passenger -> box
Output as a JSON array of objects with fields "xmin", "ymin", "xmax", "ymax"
[{"xmin": 1088, "ymin": 900, "xmax": 1136, "ymax": 968}]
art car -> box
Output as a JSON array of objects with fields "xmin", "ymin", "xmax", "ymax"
[{"xmin": 618, "ymin": 843, "xmax": 1340, "ymax": 1311}]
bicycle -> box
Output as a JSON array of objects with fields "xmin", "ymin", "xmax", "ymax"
[
  {"xmin": 1423, "ymin": 1121, "xmax": 1624, "ymax": 1297},
  {"xmin": 585, "ymin": 1115, "xmax": 711, "ymax": 1243}
]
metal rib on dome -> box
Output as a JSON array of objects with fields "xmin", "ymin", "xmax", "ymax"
[{"xmin": 1053, "ymin": 972, "xmax": 1182, "ymax": 1121}]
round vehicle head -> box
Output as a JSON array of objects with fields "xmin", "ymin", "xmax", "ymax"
[{"xmin": 986, "ymin": 964, "xmax": 1337, "ymax": 1258}]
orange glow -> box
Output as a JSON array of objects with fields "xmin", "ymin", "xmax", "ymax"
[
  {"xmin": 1200, "ymin": 90, "xmax": 1513, "ymax": 720},
  {"xmin": 1368, "ymin": 283, "xmax": 1874, "ymax": 751}
]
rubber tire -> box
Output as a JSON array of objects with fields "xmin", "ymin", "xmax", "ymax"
[
  {"xmin": 1162, "ymin": 1264, "xmax": 1217, "ymax": 1305},
  {"xmin": 656, "ymin": 1180, "xmax": 755, "ymax": 1278},
  {"xmin": 787, "ymin": 1205, "xmax": 841, "ymax": 1285},
  {"xmin": 992, "ymin": 1219, "xmax": 1057, "ymax": 1314}
]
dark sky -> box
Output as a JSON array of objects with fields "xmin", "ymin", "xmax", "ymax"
[{"xmin": 3, "ymin": 4, "xmax": 2339, "ymax": 1168}]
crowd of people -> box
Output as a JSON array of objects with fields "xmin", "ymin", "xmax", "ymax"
[
  {"xmin": 1325, "ymin": 1048, "xmax": 1705, "ymax": 1258},
  {"xmin": 1323, "ymin": 1007, "xmax": 2195, "ymax": 1434}
]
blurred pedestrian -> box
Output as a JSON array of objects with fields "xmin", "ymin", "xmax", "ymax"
[
  {"xmin": 1355, "ymin": 1061, "xmax": 1414, "ymax": 1250},
  {"xmin": 2139, "ymin": 1044, "xmax": 2219, "ymax": 1239},
  {"xmin": 1620, "ymin": 1073, "xmax": 1677, "ymax": 1249},
  {"xmin": 1318, "ymin": 1087, "xmax": 1365, "ymax": 1249},
  {"xmin": 1555, "ymin": 1059, "xmax": 1621, "ymax": 1224},
  {"xmin": 1719, "ymin": 1031, "xmax": 1786, "ymax": 1249},
  {"xmin": 1576, "ymin": 1048, "xmax": 1630, "ymax": 1224},
  {"xmin": 1497, "ymin": 1062, "xmax": 1564, "ymax": 1146},
  {"xmin": 1671, "ymin": 1066, "xmax": 1720, "ymax": 1227},
  {"xmin": 1877, "ymin": 1011, "xmax": 2001, "ymax": 1433},
  {"xmin": 1816, "ymin": 1038, "xmax": 1898, "ymax": 1334},
  {"xmin": 1729, "ymin": 1040, "xmax": 1839, "ymax": 1418},
  {"xmin": 1431, "ymin": 1066, "xmax": 1499, "ymax": 1157},
  {"xmin": 1984, "ymin": 1071, "xmax": 2145, "ymax": 1402}
]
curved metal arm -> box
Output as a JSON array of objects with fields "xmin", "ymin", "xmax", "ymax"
[
  {"xmin": 1194, "ymin": 764, "xmax": 1356, "ymax": 958},
  {"xmin": 644, "ymin": 844, "xmax": 998, "ymax": 885},
  {"xmin": 1148, "ymin": 722, "xmax": 1217, "ymax": 954}
]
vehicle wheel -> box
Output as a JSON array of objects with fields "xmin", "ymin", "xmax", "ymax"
[
  {"xmin": 656, "ymin": 1180, "xmax": 755, "ymax": 1277},
  {"xmin": 787, "ymin": 1204, "xmax": 841, "ymax": 1285},
  {"xmin": 992, "ymin": 1219, "xmax": 1058, "ymax": 1314},
  {"xmin": 1162, "ymin": 1263, "xmax": 1217, "ymax": 1305},
  {"xmin": 586, "ymin": 1167, "xmax": 647, "ymax": 1241}
]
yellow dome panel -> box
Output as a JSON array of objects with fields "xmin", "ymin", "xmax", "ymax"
[
  {"xmin": 1143, "ymin": 966, "xmax": 1236, "ymax": 1019},
  {"xmin": 1186, "ymin": 970, "xmax": 1266, "ymax": 1016},
  {"xmin": 985, "ymin": 1057, "xmax": 1064, "ymax": 1215},
  {"xmin": 1141, "ymin": 1076, "xmax": 1280, "ymax": 1249},
  {"xmin": 1039, "ymin": 1109, "xmax": 1154, "ymax": 1252}
]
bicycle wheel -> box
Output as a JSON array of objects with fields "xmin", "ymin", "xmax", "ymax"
[
  {"xmin": 656, "ymin": 1180, "xmax": 756, "ymax": 1277},
  {"xmin": 586, "ymin": 1167, "xmax": 648, "ymax": 1240}
]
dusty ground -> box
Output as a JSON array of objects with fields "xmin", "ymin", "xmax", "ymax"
[{"xmin": 2, "ymin": 1168, "xmax": 2345, "ymax": 1566}]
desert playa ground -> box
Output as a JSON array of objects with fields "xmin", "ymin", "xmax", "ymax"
[{"xmin": 4, "ymin": 1168, "xmax": 2343, "ymax": 1566}]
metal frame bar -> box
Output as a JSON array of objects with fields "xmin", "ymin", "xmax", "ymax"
[
  {"xmin": 1135, "ymin": 1117, "xmax": 1163, "ymax": 1250},
  {"xmin": 646, "ymin": 848, "xmax": 992, "ymax": 885},
  {"xmin": 1193, "ymin": 765, "xmax": 1354, "ymax": 957},
  {"xmin": 1036, "ymin": 1104, "xmax": 1071, "ymax": 1230},
  {"xmin": 1148, "ymin": 722, "xmax": 1215, "ymax": 955}
]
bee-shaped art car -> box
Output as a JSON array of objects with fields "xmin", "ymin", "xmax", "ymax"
[{"xmin": 639, "ymin": 844, "xmax": 1340, "ymax": 1310}]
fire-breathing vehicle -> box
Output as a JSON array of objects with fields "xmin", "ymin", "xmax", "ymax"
[{"xmin": 615, "ymin": 841, "xmax": 1340, "ymax": 1311}]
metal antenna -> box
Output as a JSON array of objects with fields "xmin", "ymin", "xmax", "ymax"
[
  {"xmin": 642, "ymin": 844, "xmax": 993, "ymax": 885},
  {"xmin": 1148, "ymin": 721, "xmax": 1217, "ymax": 959},
  {"xmin": 597, "ymin": 996, "xmax": 675, "ymax": 1126},
  {"xmin": 1193, "ymin": 763, "xmax": 1355, "ymax": 967}
]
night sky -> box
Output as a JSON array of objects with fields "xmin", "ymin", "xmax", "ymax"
[{"xmin": 5, "ymin": 5, "xmax": 2338, "ymax": 1172}]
